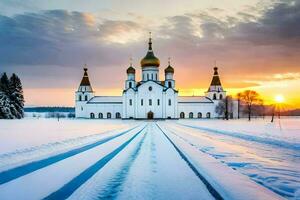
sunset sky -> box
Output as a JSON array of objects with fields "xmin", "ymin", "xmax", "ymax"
[{"xmin": 0, "ymin": 0, "xmax": 299, "ymax": 108}]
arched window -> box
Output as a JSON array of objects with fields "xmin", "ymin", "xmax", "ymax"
[
  {"xmin": 129, "ymin": 82, "xmax": 132, "ymax": 88},
  {"xmin": 157, "ymin": 99, "xmax": 160, "ymax": 106},
  {"xmin": 168, "ymin": 82, "xmax": 172, "ymax": 88},
  {"xmin": 189, "ymin": 112, "xmax": 193, "ymax": 118},
  {"xmin": 141, "ymin": 99, "xmax": 143, "ymax": 106},
  {"xmin": 180, "ymin": 112, "xmax": 185, "ymax": 118},
  {"xmin": 85, "ymin": 95, "xmax": 88, "ymax": 101},
  {"xmin": 219, "ymin": 94, "xmax": 223, "ymax": 100},
  {"xmin": 155, "ymin": 74, "xmax": 157, "ymax": 80},
  {"xmin": 151, "ymin": 74, "xmax": 153, "ymax": 80},
  {"xmin": 107, "ymin": 112, "xmax": 111, "ymax": 119},
  {"xmin": 168, "ymin": 99, "xmax": 171, "ymax": 106},
  {"xmin": 197, "ymin": 112, "xmax": 202, "ymax": 118},
  {"xmin": 116, "ymin": 112, "xmax": 121, "ymax": 119},
  {"xmin": 206, "ymin": 112, "xmax": 211, "ymax": 118},
  {"xmin": 79, "ymin": 95, "xmax": 82, "ymax": 101},
  {"xmin": 149, "ymin": 99, "xmax": 152, "ymax": 106},
  {"xmin": 213, "ymin": 93, "xmax": 216, "ymax": 100},
  {"xmin": 147, "ymin": 74, "xmax": 149, "ymax": 80},
  {"xmin": 90, "ymin": 113, "xmax": 95, "ymax": 119},
  {"xmin": 129, "ymin": 99, "xmax": 132, "ymax": 106},
  {"xmin": 98, "ymin": 113, "xmax": 103, "ymax": 119}
]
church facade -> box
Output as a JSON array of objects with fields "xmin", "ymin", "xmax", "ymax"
[{"xmin": 75, "ymin": 36, "xmax": 238, "ymax": 119}]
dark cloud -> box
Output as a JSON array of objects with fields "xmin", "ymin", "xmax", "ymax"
[
  {"xmin": 0, "ymin": 1, "xmax": 299, "ymax": 92},
  {"xmin": 0, "ymin": 10, "xmax": 142, "ymax": 67}
]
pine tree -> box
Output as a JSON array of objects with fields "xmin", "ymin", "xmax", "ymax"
[
  {"xmin": 0, "ymin": 73, "xmax": 14, "ymax": 119},
  {"xmin": 9, "ymin": 74, "xmax": 25, "ymax": 118}
]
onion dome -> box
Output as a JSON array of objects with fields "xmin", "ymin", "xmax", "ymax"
[
  {"xmin": 127, "ymin": 66, "xmax": 135, "ymax": 74},
  {"xmin": 140, "ymin": 33, "xmax": 160, "ymax": 67},
  {"xmin": 127, "ymin": 58, "xmax": 136, "ymax": 74},
  {"xmin": 165, "ymin": 58, "xmax": 174, "ymax": 73}
]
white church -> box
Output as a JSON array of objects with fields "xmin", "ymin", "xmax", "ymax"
[{"xmin": 75, "ymin": 36, "xmax": 238, "ymax": 119}]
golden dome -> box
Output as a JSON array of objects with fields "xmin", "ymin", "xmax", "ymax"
[
  {"xmin": 140, "ymin": 36, "xmax": 160, "ymax": 67},
  {"xmin": 165, "ymin": 65, "xmax": 174, "ymax": 73},
  {"xmin": 126, "ymin": 66, "xmax": 135, "ymax": 74}
]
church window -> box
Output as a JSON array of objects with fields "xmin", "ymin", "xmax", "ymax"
[
  {"xmin": 107, "ymin": 112, "xmax": 111, "ymax": 118},
  {"xmin": 189, "ymin": 112, "xmax": 193, "ymax": 118},
  {"xmin": 85, "ymin": 95, "xmax": 88, "ymax": 101},
  {"xmin": 81, "ymin": 106, "xmax": 83, "ymax": 111},
  {"xmin": 155, "ymin": 74, "xmax": 157, "ymax": 80},
  {"xmin": 147, "ymin": 74, "xmax": 149, "ymax": 80},
  {"xmin": 116, "ymin": 112, "xmax": 121, "ymax": 118},
  {"xmin": 168, "ymin": 82, "xmax": 172, "ymax": 88},
  {"xmin": 180, "ymin": 112, "xmax": 185, "ymax": 118},
  {"xmin": 168, "ymin": 99, "xmax": 171, "ymax": 106},
  {"xmin": 99, "ymin": 113, "xmax": 103, "ymax": 119},
  {"xmin": 157, "ymin": 99, "xmax": 160, "ymax": 105},
  {"xmin": 149, "ymin": 99, "xmax": 152, "ymax": 106},
  {"xmin": 213, "ymin": 93, "xmax": 216, "ymax": 100},
  {"xmin": 149, "ymin": 86, "xmax": 152, "ymax": 91},
  {"xmin": 219, "ymin": 94, "xmax": 223, "ymax": 100},
  {"xmin": 90, "ymin": 113, "xmax": 95, "ymax": 119},
  {"xmin": 129, "ymin": 82, "xmax": 132, "ymax": 88},
  {"xmin": 151, "ymin": 74, "xmax": 153, "ymax": 80},
  {"xmin": 79, "ymin": 95, "xmax": 82, "ymax": 101},
  {"xmin": 206, "ymin": 112, "xmax": 211, "ymax": 118},
  {"xmin": 129, "ymin": 99, "xmax": 132, "ymax": 106},
  {"xmin": 197, "ymin": 112, "xmax": 202, "ymax": 118},
  {"xmin": 141, "ymin": 99, "xmax": 143, "ymax": 106}
]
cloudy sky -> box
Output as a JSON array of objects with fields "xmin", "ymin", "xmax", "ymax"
[{"xmin": 0, "ymin": 0, "xmax": 299, "ymax": 107}]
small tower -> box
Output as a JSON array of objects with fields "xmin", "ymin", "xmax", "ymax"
[
  {"xmin": 125, "ymin": 58, "xmax": 136, "ymax": 89},
  {"xmin": 77, "ymin": 66, "xmax": 94, "ymax": 100},
  {"xmin": 164, "ymin": 57, "xmax": 175, "ymax": 88},
  {"xmin": 75, "ymin": 66, "xmax": 94, "ymax": 118},
  {"xmin": 205, "ymin": 64, "xmax": 226, "ymax": 100}
]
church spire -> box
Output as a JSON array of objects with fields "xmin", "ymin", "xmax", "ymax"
[
  {"xmin": 80, "ymin": 65, "xmax": 91, "ymax": 86},
  {"xmin": 140, "ymin": 32, "xmax": 160, "ymax": 67},
  {"xmin": 148, "ymin": 31, "xmax": 152, "ymax": 51},
  {"xmin": 78, "ymin": 65, "xmax": 93, "ymax": 92},
  {"xmin": 207, "ymin": 62, "xmax": 223, "ymax": 93},
  {"xmin": 210, "ymin": 66, "xmax": 222, "ymax": 86}
]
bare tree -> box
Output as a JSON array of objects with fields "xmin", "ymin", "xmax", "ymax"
[{"xmin": 239, "ymin": 90, "xmax": 262, "ymax": 121}]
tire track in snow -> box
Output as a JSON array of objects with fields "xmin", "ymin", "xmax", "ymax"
[
  {"xmin": 0, "ymin": 125, "xmax": 140, "ymax": 185},
  {"xmin": 43, "ymin": 126, "xmax": 146, "ymax": 200},
  {"xmin": 97, "ymin": 128, "xmax": 148, "ymax": 199},
  {"xmin": 167, "ymin": 123, "xmax": 300, "ymax": 199},
  {"xmin": 156, "ymin": 123, "xmax": 223, "ymax": 200},
  {"xmin": 177, "ymin": 123, "xmax": 300, "ymax": 151}
]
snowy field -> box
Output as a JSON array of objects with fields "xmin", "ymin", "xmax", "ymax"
[{"xmin": 0, "ymin": 118, "xmax": 299, "ymax": 200}]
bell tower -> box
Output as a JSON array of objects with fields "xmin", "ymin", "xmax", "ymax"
[
  {"xmin": 205, "ymin": 63, "xmax": 226, "ymax": 101},
  {"xmin": 75, "ymin": 65, "xmax": 94, "ymax": 117}
]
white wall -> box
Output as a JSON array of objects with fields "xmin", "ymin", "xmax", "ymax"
[{"xmin": 178, "ymin": 103, "xmax": 216, "ymax": 119}]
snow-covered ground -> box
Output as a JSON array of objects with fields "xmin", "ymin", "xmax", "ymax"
[{"xmin": 0, "ymin": 118, "xmax": 298, "ymax": 200}]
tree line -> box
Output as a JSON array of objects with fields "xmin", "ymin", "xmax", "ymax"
[
  {"xmin": 0, "ymin": 73, "xmax": 25, "ymax": 119},
  {"xmin": 215, "ymin": 90, "xmax": 279, "ymax": 121}
]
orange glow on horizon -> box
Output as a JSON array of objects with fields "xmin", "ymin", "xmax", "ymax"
[{"xmin": 24, "ymin": 86, "xmax": 300, "ymax": 109}]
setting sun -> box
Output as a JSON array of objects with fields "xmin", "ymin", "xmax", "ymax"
[{"xmin": 275, "ymin": 95, "xmax": 285, "ymax": 103}]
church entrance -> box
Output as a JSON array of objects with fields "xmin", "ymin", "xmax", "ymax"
[{"xmin": 147, "ymin": 111, "xmax": 154, "ymax": 119}]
